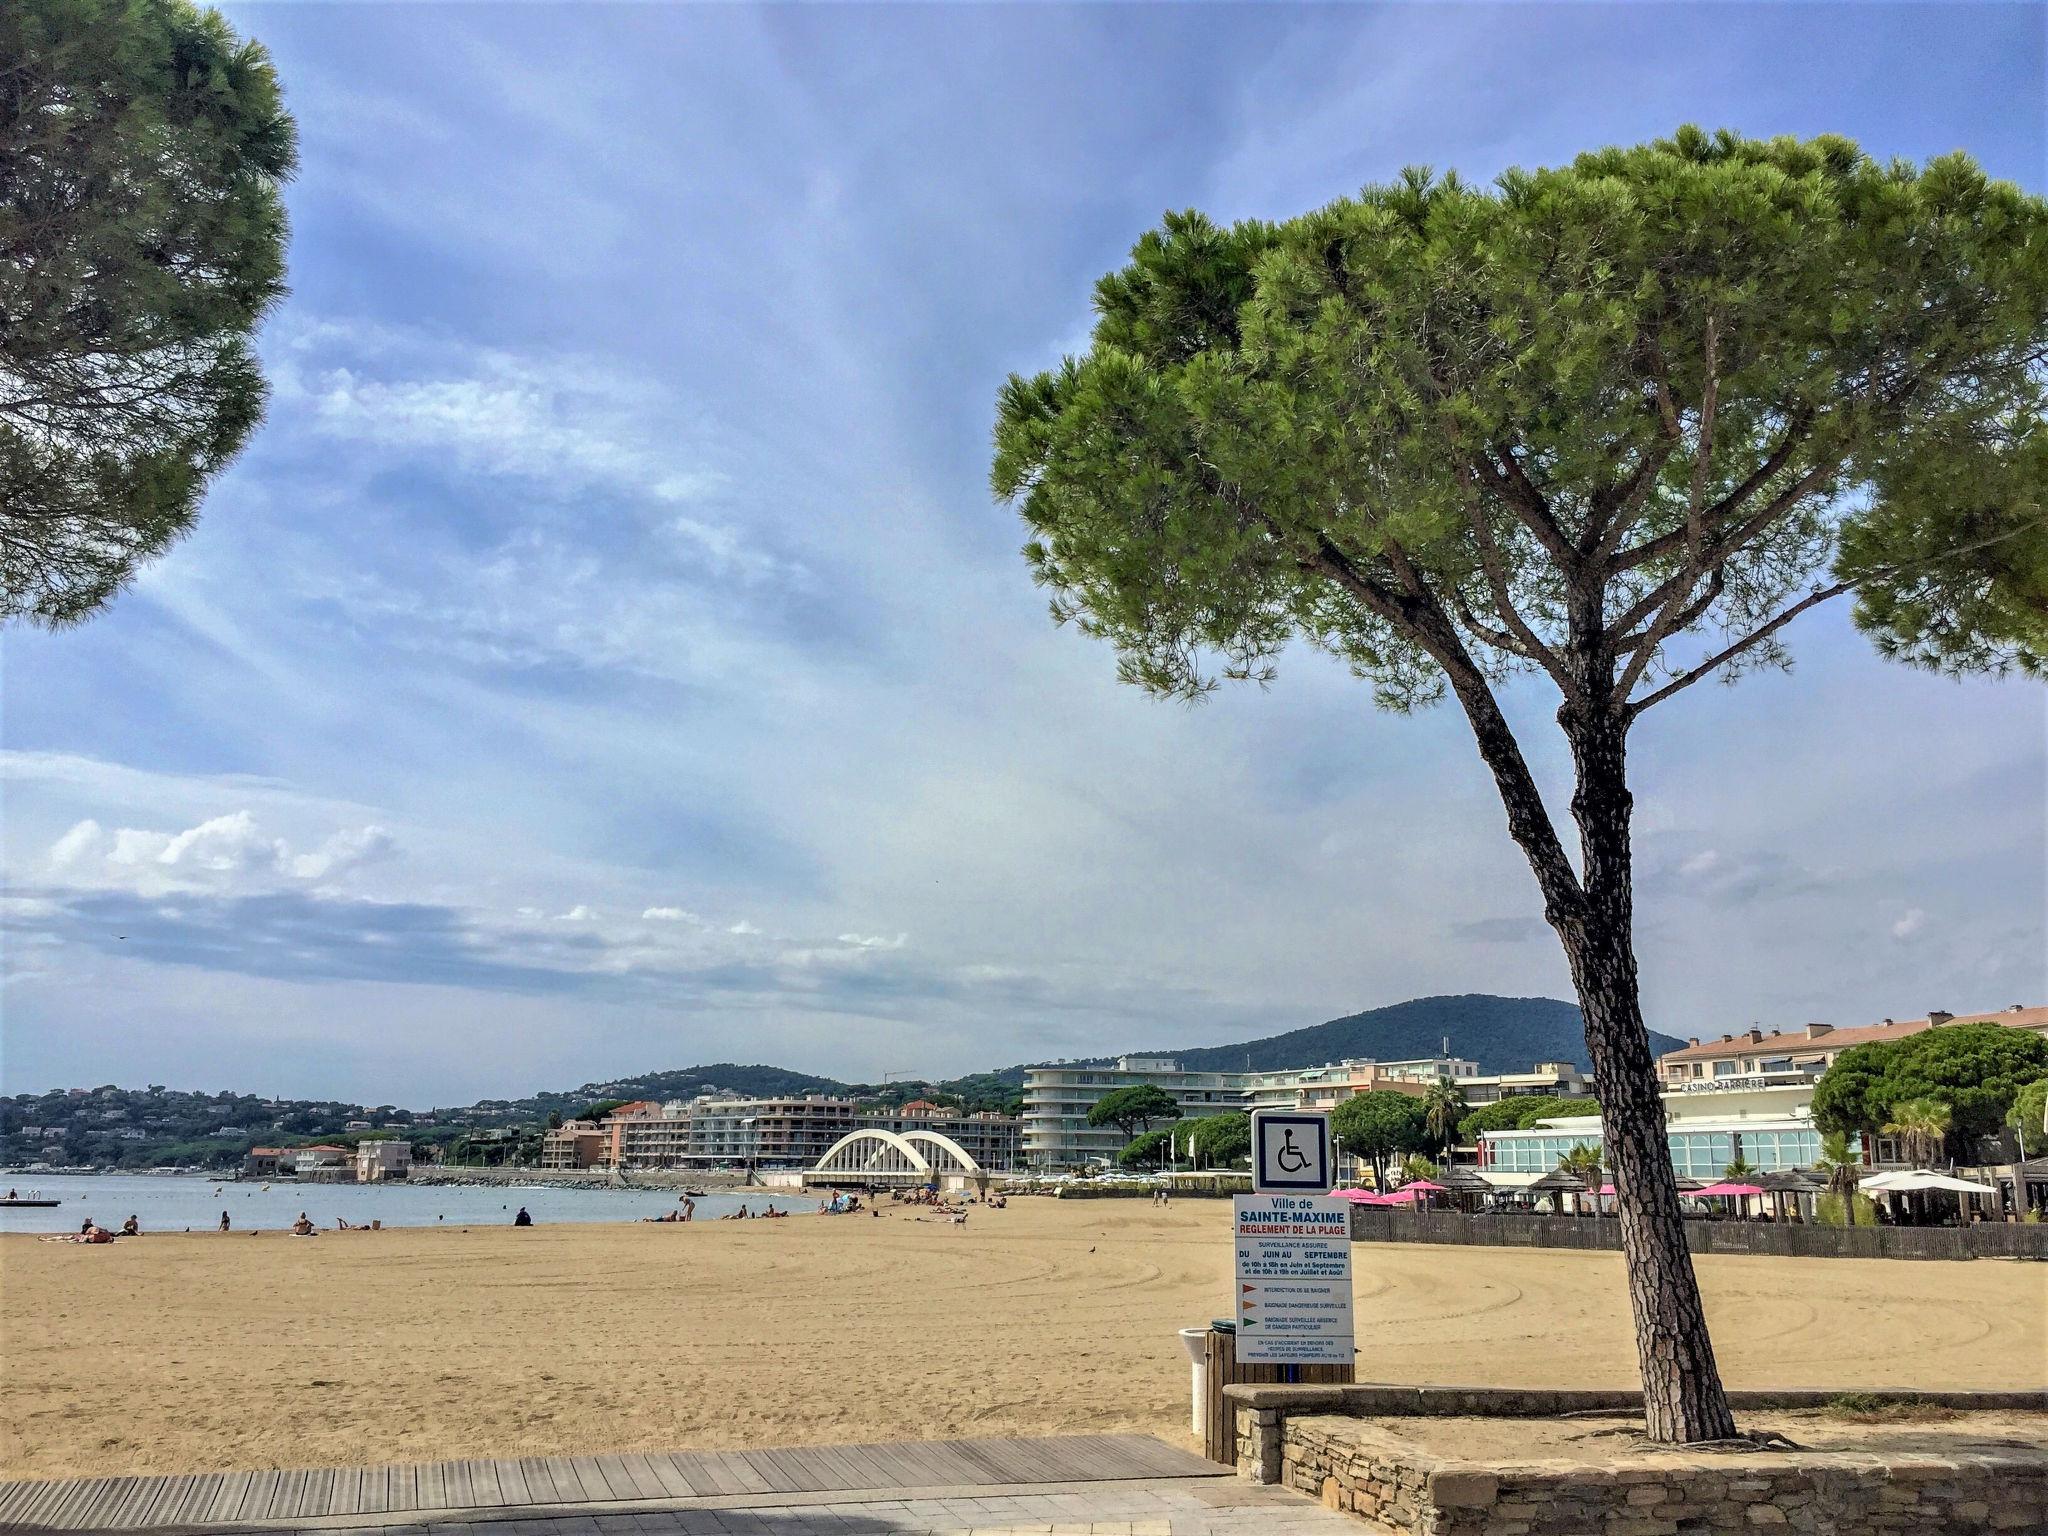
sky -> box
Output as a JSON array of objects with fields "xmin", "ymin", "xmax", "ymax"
[{"xmin": 4, "ymin": 3, "xmax": 2044, "ymax": 1106}]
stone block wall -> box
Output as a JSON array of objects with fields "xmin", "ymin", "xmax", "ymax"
[{"xmin": 1248, "ymin": 1411, "xmax": 2047, "ymax": 1536}]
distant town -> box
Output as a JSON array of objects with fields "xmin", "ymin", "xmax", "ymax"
[{"xmin": 8, "ymin": 1000, "xmax": 2043, "ymax": 1200}]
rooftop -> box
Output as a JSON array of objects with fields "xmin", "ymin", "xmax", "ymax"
[{"xmin": 1658, "ymin": 1005, "xmax": 2047, "ymax": 1065}]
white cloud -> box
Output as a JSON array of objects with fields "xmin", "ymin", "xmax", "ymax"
[
  {"xmin": 642, "ymin": 907, "xmax": 703, "ymax": 924},
  {"xmin": 42, "ymin": 812, "xmax": 395, "ymax": 898},
  {"xmin": 1891, "ymin": 908, "xmax": 1928, "ymax": 941},
  {"xmin": 558, "ymin": 904, "xmax": 599, "ymax": 921},
  {"xmin": 289, "ymin": 825, "xmax": 395, "ymax": 882},
  {"xmin": 838, "ymin": 932, "xmax": 908, "ymax": 950},
  {"xmin": 1679, "ymin": 849, "xmax": 1723, "ymax": 878},
  {"xmin": 728, "ymin": 920, "xmax": 762, "ymax": 936},
  {"xmin": 47, "ymin": 820, "xmax": 104, "ymax": 871}
]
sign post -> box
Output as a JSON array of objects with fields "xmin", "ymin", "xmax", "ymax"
[{"xmin": 1234, "ymin": 1110, "xmax": 1353, "ymax": 1368}]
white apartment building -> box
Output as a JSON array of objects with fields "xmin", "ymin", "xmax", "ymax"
[{"xmin": 1022, "ymin": 1057, "xmax": 1249, "ymax": 1168}]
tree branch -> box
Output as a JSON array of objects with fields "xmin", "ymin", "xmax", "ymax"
[{"xmin": 1626, "ymin": 581, "xmax": 1850, "ymax": 715}]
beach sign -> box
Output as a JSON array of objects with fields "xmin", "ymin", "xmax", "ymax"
[
  {"xmin": 1232, "ymin": 1192, "xmax": 1354, "ymax": 1365},
  {"xmin": 1250, "ymin": 1109, "xmax": 1333, "ymax": 1194}
]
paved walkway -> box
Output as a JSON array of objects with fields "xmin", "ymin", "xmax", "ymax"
[{"xmin": 0, "ymin": 1436, "xmax": 1359, "ymax": 1536}]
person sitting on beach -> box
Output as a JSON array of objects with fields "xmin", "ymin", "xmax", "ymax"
[
  {"xmin": 513, "ymin": 1207, "xmax": 533, "ymax": 1226},
  {"xmin": 291, "ymin": 1213, "xmax": 317, "ymax": 1236},
  {"xmin": 121, "ymin": 1215, "xmax": 141, "ymax": 1236}
]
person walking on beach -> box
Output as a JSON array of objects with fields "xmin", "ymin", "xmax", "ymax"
[
  {"xmin": 682, "ymin": 1197, "xmax": 695, "ymax": 1222},
  {"xmin": 219, "ymin": 1210, "xmax": 231, "ymax": 1232}
]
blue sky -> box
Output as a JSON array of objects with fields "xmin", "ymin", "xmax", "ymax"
[{"xmin": 4, "ymin": 3, "xmax": 2043, "ymax": 1104}]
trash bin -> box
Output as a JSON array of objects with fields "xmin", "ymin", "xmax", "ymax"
[{"xmin": 1177, "ymin": 1327, "xmax": 1207, "ymax": 1436}]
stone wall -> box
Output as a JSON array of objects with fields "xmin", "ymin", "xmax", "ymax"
[{"xmin": 1228, "ymin": 1388, "xmax": 2048, "ymax": 1536}]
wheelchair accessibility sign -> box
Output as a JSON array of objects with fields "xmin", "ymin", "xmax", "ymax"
[{"xmin": 1251, "ymin": 1109, "xmax": 1333, "ymax": 1194}]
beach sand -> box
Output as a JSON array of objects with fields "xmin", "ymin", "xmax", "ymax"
[{"xmin": 2, "ymin": 1199, "xmax": 2041, "ymax": 1480}]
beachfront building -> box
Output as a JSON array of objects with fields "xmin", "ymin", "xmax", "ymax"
[
  {"xmin": 293, "ymin": 1144, "xmax": 353, "ymax": 1182},
  {"xmin": 242, "ymin": 1146, "xmax": 292, "ymax": 1178},
  {"xmin": 669, "ymin": 1095, "xmax": 863, "ymax": 1168},
  {"xmin": 1242, "ymin": 1057, "xmax": 1479, "ymax": 1114},
  {"xmin": 355, "ymin": 1139, "xmax": 412, "ymax": 1182},
  {"xmin": 1022, "ymin": 1057, "xmax": 1249, "ymax": 1169},
  {"xmin": 1655, "ymin": 1005, "xmax": 2048, "ymax": 1087},
  {"xmin": 598, "ymin": 1100, "xmax": 695, "ymax": 1168},
  {"xmin": 539, "ymin": 1120, "xmax": 608, "ymax": 1169},
  {"xmin": 858, "ymin": 1102, "xmax": 1023, "ymax": 1171},
  {"xmin": 1459, "ymin": 1061, "xmax": 1593, "ymax": 1106}
]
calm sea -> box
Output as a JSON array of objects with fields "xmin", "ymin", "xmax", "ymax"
[{"xmin": 0, "ymin": 1172, "xmax": 816, "ymax": 1233}]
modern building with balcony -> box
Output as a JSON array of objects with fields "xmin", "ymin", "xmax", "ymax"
[
  {"xmin": 1022, "ymin": 1057, "xmax": 1249, "ymax": 1168},
  {"xmin": 859, "ymin": 1101, "xmax": 1023, "ymax": 1172}
]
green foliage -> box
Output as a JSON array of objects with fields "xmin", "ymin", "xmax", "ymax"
[
  {"xmin": 2007, "ymin": 1077, "xmax": 2048, "ymax": 1145},
  {"xmin": 1, "ymin": 0, "xmax": 297, "ymax": 625},
  {"xmin": 1421, "ymin": 1079, "xmax": 1468, "ymax": 1152},
  {"xmin": 1814, "ymin": 1192, "xmax": 1881, "ymax": 1228},
  {"xmin": 1332, "ymin": 1091, "xmax": 1432, "ymax": 1185},
  {"xmin": 995, "ymin": 129, "xmax": 2048, "ymax": 710},
  {"xmin": 1880, "ymin": 1097, "xmax": 1953, "ymax": 1165},
  {"xmin": 1184, "ymin": 1112, "xmax": 1251, "ymax": 1168},
  {"xmin": 1456, "ymin": 1095, "xmax": 1599, "ymax": 1143},
  {"xmin": 576, "ymin": 1100, "xmax": 629, "ymax": 1123},
  {"xmin": 1394, "ymin": 1153, "xmax": 1439, "ymax": 1186},
  {"xmin": 1087, "ymin": 1084, "xmax": 1183, "ymax": 1137},
  {"xmin": 1559, "ymin": 1142, "xmax": 1605, "ymax": 1186},
  {"xmin": 1722, "ymin": 1157, "xmax": 1759, "ymax": 1182},
  {"xmin": 1116, "ymin": 1128, "xmax": 1173, "ymax": 1169},
  {"xmin": 1813, "ymin": 1025, "xmax": 2048, "ymax": 1142}
]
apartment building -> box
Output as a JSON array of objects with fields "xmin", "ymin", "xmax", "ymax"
[
  {"xmin": 1655, "ymin": 1005, "xmax": 2048, "ymax": 1087},
  {"xmin": 859, "ymin": 1101, "xmax": 1024, "ymax": 1171},
  {"xmin": 1022, "ymin": 1057, "xmax": 1251, "ymax": 1168},
  {"xmin": 355, "ymin": 1139, "xmax": 412, "ymax": 1182},
  {"xmin": 538, "ymin": 1120, "xmax": 607, "ymax": 1169},
  {"xmin": 1478, "ymin": 1004, "xmax": 2046, "ymax": 1185}
]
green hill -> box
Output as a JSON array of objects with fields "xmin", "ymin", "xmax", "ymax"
[
  {"xmin": 1153, "ymin": 993, "xmax": 1681, "ymax": 1075},
  {"xmin": 964, "ymin": 994, "xmax": 1683, "ymax": 1084}
]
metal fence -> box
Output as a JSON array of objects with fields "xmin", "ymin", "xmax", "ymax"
[{"xmin": 1347, "ymin": 1206, "xmax": 2048, "ymax": 1260}]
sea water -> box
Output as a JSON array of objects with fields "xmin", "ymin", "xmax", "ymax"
[{"xmin": 0, "ymin": 1172, "xmax": 817, "ymax": 1233}]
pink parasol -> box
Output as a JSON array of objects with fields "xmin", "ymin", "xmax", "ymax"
[{"xmin": 1689, "ymin": 1181, "xmax": 1765, "ymax": 1198}]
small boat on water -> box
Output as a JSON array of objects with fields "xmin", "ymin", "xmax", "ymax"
[{"xmin": 0, "ymin": 1198, "xmax": 61, "ymax": 1208}]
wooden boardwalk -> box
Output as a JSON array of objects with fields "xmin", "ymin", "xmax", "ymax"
[{"xmin": 0, "ymin": 1434, "xmax": 1227, "ymax": 1533}]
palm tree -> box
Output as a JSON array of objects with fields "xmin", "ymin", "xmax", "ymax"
[
  {"xmin": 1882, "ymin": 1098, "xmax": 1953, "ymax": 1168},
  {"xmin": 1722, "ymin": 1157, "xmax": 1760, "ymax": 1182},
  {"xmin": 1422, "ymin": 1079, "xmax": 1469, "ymax": 1158},
  {"xmin": 1395, "ymin": 1153, "xmax": 1439, "ymax": 1187},
  {"xmin": 1815, "ymin": 1130, "xmax": 1863, "ymax": 1228},
  {"xmin": 1558, "ymin": 1142, "xmax": 1604, "ymax": 1216}
]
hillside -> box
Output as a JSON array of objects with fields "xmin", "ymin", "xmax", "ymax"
[
  {"xmin": 969, "ymin": 994, "xmax": 1684, "ymax": 1082},
  {"xmin": 1155, "ymin": 993, "xmax": 1681, "ymax": 1075}
]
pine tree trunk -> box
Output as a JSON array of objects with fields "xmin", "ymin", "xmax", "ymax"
[{"xmin": 1558, "ymin": 706, "xmax": 1738, "ymax": 1444}]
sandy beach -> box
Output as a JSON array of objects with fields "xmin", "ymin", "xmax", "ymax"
[{"xmin": 3, "ymin": 1199, "xmax": 2041, "ymax": 1481}]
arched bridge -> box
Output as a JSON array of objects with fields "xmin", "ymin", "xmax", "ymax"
[{"xmin": 804, "ymin": 1127, "xmax": 986, "ymax": 1189}]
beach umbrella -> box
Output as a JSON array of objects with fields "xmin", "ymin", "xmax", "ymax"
[
  {"xmin": 1330, "ymin": 1187, "xmax": 1379, "ymax": 1203},
  {"xmin": 1690, "ymin": 1181, "xmax": 1765, "ymax": 1198},
  {"xmin": 1399, "ymin": 1179, "xmax": 1448, "ymax": 1192}
]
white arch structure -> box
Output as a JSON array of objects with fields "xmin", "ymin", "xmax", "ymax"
[{"xmin": 807, "ymin": 1127, "xmax": 985, "ymax": 1186}]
